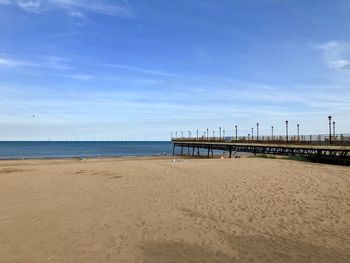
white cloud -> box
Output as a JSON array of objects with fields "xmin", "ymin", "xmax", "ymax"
[
  {"xmin": 16, "ymin": 0, "xmax": 40, "ymax": 12},
  {"xmin": 316, "ymin": 41, "xmax": 350, "ymax": 71},
  {"xmin": 70, "ymin": 10, "xmax": 83, "ymax": 18},
  {"xmin": 0, "ymin": 0, "xmax": 133, "ymax": 17}
]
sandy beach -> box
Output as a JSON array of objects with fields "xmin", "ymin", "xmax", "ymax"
[{"xmin": 0, "ymin": 156, "xmax": 349, "ymax": 262}]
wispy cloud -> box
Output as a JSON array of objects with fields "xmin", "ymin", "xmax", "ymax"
[
  {"xmin": 315, "ymin": 41, "xmax": 350, "ymax": 71},
  {"xmin": 0, "ymin": 0, "xmax": 133, "ymax": 17},
  {"xmin": 1, "ymin": 53, "xmax": 180, "ymax": 79},
  {"xmin": 0, "ymin": 56, "xmax": 36, "ymax": 67},
  {"xmin": 70, "ymin": 74, "xmax": 93, "ymax": 80},
  {"xmin": 0, "ymin": 55, "xmax": 74, "ymax": 70},
  {"xmin": 105, "ymin": 64, "xmax": 180, "ymax": 78},
  {"xmin": 70, "ymin": 10, "xmax": 83, "ymax": 18},
  {"xmin": 0, "ymin": 52, "xmax": 182, "ymax": 80}
]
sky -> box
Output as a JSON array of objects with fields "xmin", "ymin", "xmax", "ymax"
[{"xmin": 0, "ymin": 0, "xmax": 350, "ymax": 141}]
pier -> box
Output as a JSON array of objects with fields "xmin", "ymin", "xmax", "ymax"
[
  {"xmin": 171, "ymin": 117, "xmax": 350, "ymax": 162},
  {"xmin": 171, "ymin": 135, "xmax": 350, "ymax": 162}
]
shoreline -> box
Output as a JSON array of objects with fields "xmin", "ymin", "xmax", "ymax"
[
  {"xmin": 0, "ymin": 153, "xmax": 344, "ymax": 167},
  {"xmin": 0, "ymin": 155, "xmax": 227, "ymax": 166},
  {"xmin": 1, "ymin": 152, "xmax": 346, "ymax": 167},
  {"xmin": 0, "ymin": 154, "xmax": 174, "ymax": 162}
]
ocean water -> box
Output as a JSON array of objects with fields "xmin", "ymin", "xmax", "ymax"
[{"xmin": 0, "ymin": 141, "xmax": 173, "ymax": 160}]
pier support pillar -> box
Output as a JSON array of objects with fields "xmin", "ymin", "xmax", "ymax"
[
  {"xmin": 172, "ymin": 144, "xmax": 176, "ymax": 156},
  {"xmin": 207, "ymin": 147, "xmax": 210, "ymax": 158},
  {"xmin": 229, "ymin": 147, "xmax": 232, "ymax": 158},
  {"xmin": 181, "ymin": 145, "xmax": 184, "ymax": 155}
]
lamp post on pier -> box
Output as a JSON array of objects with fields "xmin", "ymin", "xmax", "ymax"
[
  {"xmin": 328, "ymin": 116, "xmax": 332, "ymax": 144},
  {"xmin": 333, "ymin": 122, "xmax": 336, "ymax": 138},
  {"xmin": 223, "ymin": 129, "xmax": 225, "ymax": 138},
  {"xmin": 285, "ymin": 120, "xmax": 289, "ymax": 143},
  {"xmin": 256, "ymin": 123, "xmax": 259, "ymax": 141},
  {"xmin": 196, "ymin": 130, "xmax": 199, "ymax": 140},
  {"xmin": 235, "ymin": 125, "xmax": 238, "ymax": 141},
  {"xmin": 271, "ymin": 126, "xmax": 274, "ymax": 140},
  {"xmin": 181, "ymin": 131, "xmax": 183, "ymax": 139},
  {"xmin": 206, "ymin": 128, "xmax": 209, "ymax": 140},
  {"xmin": 219, "ymin": 127, "xmax": 222, "ymax": 139},
  {"xmin": 297, "ymin": 124, "xmax": 300, "ymax": 141},
  {"xmin": 175, "ymin": 132, "xmax": 177, "ymax": 139},
  {"xmin": 251, "ymin": 128, "xmax": 254, "ymax": 141}
]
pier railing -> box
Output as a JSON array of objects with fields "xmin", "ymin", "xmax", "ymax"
[{"xmin": 172, "ymin": 133, "xmax": 350, "ymax": 146}]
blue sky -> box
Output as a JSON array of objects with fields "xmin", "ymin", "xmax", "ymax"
[{"xmin": 0, "ymin": 0, "xmax": 350, "ymax": 140}]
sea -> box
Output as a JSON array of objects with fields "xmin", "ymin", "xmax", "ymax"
[{"xmin": 0, "ymin": 141, "xmax": 173, "ymax": 160}]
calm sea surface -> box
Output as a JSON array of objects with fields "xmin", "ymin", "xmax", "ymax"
[{"xmin": 0, "ymin": 141, "xmax": 173, "ymax": 159}]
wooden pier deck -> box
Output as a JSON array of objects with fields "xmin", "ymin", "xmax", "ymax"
[{"xmin": 171, "ymin": 139, "xmax": 350, "ymax": 161}]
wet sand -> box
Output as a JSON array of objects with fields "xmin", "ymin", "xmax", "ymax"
[{"xmin": 0, "ymin": 156, "xmax": 349, "ymax": 262}]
